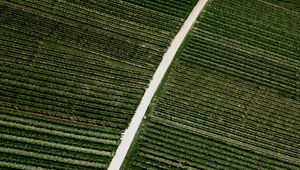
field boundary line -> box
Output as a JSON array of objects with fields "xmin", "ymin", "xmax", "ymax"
[{"xmin": 108, "ymin": 0, "xmax": 209, "ymax": 169}]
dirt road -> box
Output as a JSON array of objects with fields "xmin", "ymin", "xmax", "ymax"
[{"xmin": 108, "ymin": 0, "xmax": 209, "ymax": 169}]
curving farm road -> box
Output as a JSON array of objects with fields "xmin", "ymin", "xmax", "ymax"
[{"xmin": 108, "ymin": 0, "xmax": 209, "ymax": 169}]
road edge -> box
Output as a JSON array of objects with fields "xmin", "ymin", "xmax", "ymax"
[{"xmin": 108, "ymin": 0, "xmax": 209, "ymax": 169}]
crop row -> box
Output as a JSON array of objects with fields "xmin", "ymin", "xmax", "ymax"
[
  {"xmin": 7, "ymin": 0, "xmax": 171, "ymax": 48},
  {"xmin": 0, "ymin": 5, "xmax": 164, "ymax": 71},
  {"xmin": 125, "ymin": 0, "xmax": 300, "ymax": 168},
  {"xmin": 158, "ymin": 94, "xmax": 300, "ymax": 144},
  {"xmin": 182, "ymin": 52, "xmax": 298, "ymax": 98},
  {"xmin": 155, "ymin": 102, "xmax": 300, "ymax": 158},
  {"xmin": 263, "ymin": 0, "xmax": 300, "ymax": 13},
  {"xmin": 0, "ymin": 36, "xmax": 161, "ymax": 73},
  {"xmin": 0, "ymin": 28, "xmax": 157, "ymax": 130},
  {"xmin": 192, "ymin": 25, "xmax": 299, "ymax": 68},
  {"xmin": 187, "ymin": 35, "xmax": 297, "ymax": 78},
  {"xmin": 0, "ymin": 29, "xmax": 158, "ymax": 75},
  {"xmin": 0, "ymin": 4, "xmax": 163, "ymax": 56},
  {"xmin": 193, "ymin": 19, "xmax": 299, "ymax": 66},
  {"xmin": 161, "ymin": 83, "xmax": 300, "ymax": 139},
  {"xmin": 0, "ymin": 108, "xmax": 120, "ymax": 169},
  {"xmin": 0, "ymin": 0, "xmax": 201, "ymax": 168},
  {"xmin": 0, "ymin": 80, "xmax": 135, "ymax": 118},
  {"xmin": 66, "ymin": 0, "xmax": 183, "ymax": 32},
  {"xmin": 0, "ymin": 113, "xmax": 120, "ymax": 140},
  {"xmin": 128, "ymin": 118, "xmax": 299, "ymax": 169},
  {"xmin": 0, "ymin": 60, "xmax": 144, "ymax": 104},
  {"xmin": 0, "ymin": 56, "xmax": 146, "ymax": 99},
  {"xmin": 185, "ymin": 35, "xmax": 298, "ymax": 86},
  {"xmin": 173, "ymin": 64, "xmax": 299, "ymax": 113},
  {"xmin": 183, "ymin": 46, "xmax": 297, "ymax": 92},
  {"xmin": 147, "ymin": 121, "xmax": 298, "ymax": 169},
  {"xmin": 173, "ymin": 60, "xmax": 300, "ymax": 119},
  {"xmin": 0, "ymin": 147, "xmax": 106, "ymax": 169},
  {"xmin": 153, "ymin": 98, "xmax": 300, "ymax": 158},
  {"xmin": 1, "ymin": 48, "xmax": 151, "ymax": 86},
  {"xmin": 1, "ymin": 96, "xmax": 132, "ymax": 130},
  {"xmin": 1, "ymin": 49, "xmax": 151, "ymax": 85},
  {"xmin": 196, "ymin": 16, "xmax": 299, "ymax": 58},
  {"xmin": 209, "ymin": 0, "xmax": 300, "ymax": 35},
  {"xmin": 122, "ymin": 0, "xmax": 199, "ymax": 19}
]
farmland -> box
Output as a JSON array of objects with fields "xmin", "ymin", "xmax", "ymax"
[
  {"xmin": 0, "ymin": 0, "xmax": 199, "ymax": 169},
  {"xmin": 124, "ymin": 0, "xmax": 300, "ymax": 169}
]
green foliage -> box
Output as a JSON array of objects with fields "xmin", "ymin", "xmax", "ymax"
[
  {"xmin": 124, "ymin": 0, "xmax": 300, "ymax": 169},
  {"xmin": 0, "ymin": 0, "xmax": 198, "ymax": 169}
]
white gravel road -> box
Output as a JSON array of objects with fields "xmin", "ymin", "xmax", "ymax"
[{"xmin": 108, "ymin": 0, "xmax": 209, "ymax": 169}]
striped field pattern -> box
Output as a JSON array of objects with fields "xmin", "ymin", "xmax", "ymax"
[
  {"xmin": 0, "ymin": 0, "xmax": 199, "ymax": 169},
  {"xmin": 124, "ymin": 0, "xmax": 300, "ymax": 169}
]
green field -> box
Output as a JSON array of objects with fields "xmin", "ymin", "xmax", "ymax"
[
  {"xmin": 0, "ymin": 0, "xmax": 199, "ymax": 169},
  {"xmin": 1, "ymin": 0, "xmax": 300, "ymax": 169},
  {"xmin": 124, "ymin": 0, "xmax": 300, "ymax": 169}
]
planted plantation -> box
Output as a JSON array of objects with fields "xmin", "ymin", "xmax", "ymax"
[
  {"xmin": 0, "ymin": 0, "xmax": 199, "ymax": 169},
  {"xmin": 124, "ymin": 0, "xmax": 300, "ymax": 169}
]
